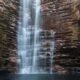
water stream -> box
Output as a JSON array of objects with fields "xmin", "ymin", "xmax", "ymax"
[{"xmin": 17, "ymin": 0, "xmax": 55, "ymax": 74}]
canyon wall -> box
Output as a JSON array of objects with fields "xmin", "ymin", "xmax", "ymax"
[{"xmin": 0, "ymin": 0, "xmax": 80, "ymax": 73}]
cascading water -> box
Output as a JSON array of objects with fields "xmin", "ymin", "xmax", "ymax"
[
  {"xmin": 32, "ymin": 0, "xmax": 41, "ymax": 73},
  {"xmin": 17, "ymin": 0, "xmax": 55, "ymax": 74},
  {"xmin": 17, "ymin": 0, "xmax": 41, "ymax": 74},
  {"xmin": 17, "ymin": 0, "xmax": 33, "ymax": 74}
]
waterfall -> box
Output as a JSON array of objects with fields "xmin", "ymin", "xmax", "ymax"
[
  {"xmin": 32, "ymin": 0, "xmax": 41, "ymax": 73},
  {"xmin": 17, "ymin": 0, "xmax": 55, "ymax": 74},
  {"xmin": 17, "ymin": 0, "xmax": 33, "ymax": 74},
  {"xmin": 17, "ymin": 0, "xmax": 41, "ymax": 74}
]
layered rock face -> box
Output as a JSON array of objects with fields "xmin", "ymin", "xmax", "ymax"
[
  {"xmin": 41, "ymin": 0, "xmax": 80, "ymax": 73},
  {"xmin": 0, "ymin": 0, "xmax": 80, "ymax": 74},
  {"xmin": 0, "ymin": 0, "xmax": 19, "ymax": 73}
]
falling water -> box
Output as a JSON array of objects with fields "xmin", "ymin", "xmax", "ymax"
[
  {"xmin": 17, "ymin": 0, "xmax": 33, "ymax": 74},
  {"xmin": 17, "ymin": 0, "xmax": 41, "ymax": 74},
  {"xmin": 17, "ymin": 0, "xmax": 55, "ymax": 74},
  {"xmin": 32, "ymin": 0, "xmax": 41, "ymax": 73}
]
